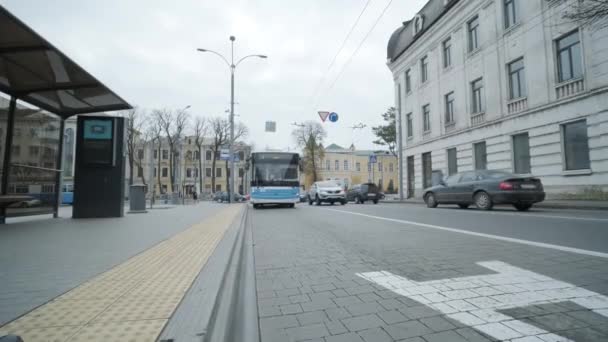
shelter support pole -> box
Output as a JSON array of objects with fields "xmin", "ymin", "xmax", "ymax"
[
  {"xmin": 1, "ymin": 96, "xmax": 17, "ymax": 224},
  {"xmin": 53, "ymin": 118, "xmax": 65, "ymax": 218}
]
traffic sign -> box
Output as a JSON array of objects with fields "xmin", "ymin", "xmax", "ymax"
[
  {"xmin": 328, "ymin": 112, "xmax": 339, "ymax": 122},
  {"xmin": 318, "ymin": 111, "xmax": 330, "ymax": 122},
  {"xmin": 220, "ymin": 149, "xmax": 231, "ymax": 161},
  {"xmin": 369, "ymin": 155, "xmax": 377, "ymax": 163}
]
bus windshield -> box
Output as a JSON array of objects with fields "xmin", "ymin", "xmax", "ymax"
[{"xmin": 251, "ymin": 153, "xmax": 299, "ymax": 187}]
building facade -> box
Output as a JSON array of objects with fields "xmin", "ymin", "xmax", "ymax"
[
  {"xmin": 309, "ymin": 144, "xmax": 399, "ymax": 193},
  {"xmin": 388, "ymin": 0, "xmax": 608, "ymax": 198}
]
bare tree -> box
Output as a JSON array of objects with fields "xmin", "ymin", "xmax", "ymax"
[
  {"xmin": 124, "ymin": 107, "xmax": 147, "ymax": 186},
  {"xmin": 292, "ymin": 121, "xmax": 327, "ymax": 182},
  {"xmin": 209, "ymin": 117, "xmax": 230, "ymax": 192},
  {"xmin": 552, "ymin": 0, "xmax": 608, "ymax": 28},
  {"xmin": 149, "ymin": 111, "xmax": 165, "ymax": 194},
  {"xmin": 156, "ymin": 108, "xmax": 190, "ymax": 192},
  {"xmin": 192, "ymin": 117, "xmax": 209, "ymax": 194},
  {"xmin": 134, "ymin": 121, "xmax": 156, "ymax": 187}
]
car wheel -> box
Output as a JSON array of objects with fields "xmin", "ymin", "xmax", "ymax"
[
  {"xmin": 458, "ymin": 204, "xmax": 469, "ymax": 209},
  {"xmin": 289, "ymin": 203, "xmax": 295, "ymax": 208},
  {"xmin": 253, "ymin": 204, "xmax": 259, "ymax": 209},
  {"xmin": 425, "ymin": 193, "xmax": 438, "ymax": 208},
  {"xmin": 373, "ymin": 199, "xmax": 379, "ymax": 204},
  {"xmin": 340, "ymin": 200, "xmax": 346, "ymax": 205},
  {"xmin": 330, "ymin": 201, "xmax": 334, "ymax": 205},
  {"xmin": 315, "ymin": 195, "xmax": 321, "ymax": 206},
  {"xmin": 308, "ymin": 196, "xmax": 313, "ymax": 205},
  {"xmin": 355, "ymin": 196, "xmax": 360, "ymax": 204},
  {"xmin": 514, "ymin": 203, "xmax": 532, "ymax": 211},
  {"xmin": 474, "ymin": 191, "xmax": 493, "ymax": 210}
]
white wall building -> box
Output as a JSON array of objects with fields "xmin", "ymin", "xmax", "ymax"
[{"xmin": 388, "ymin": 0, "xmax": 608, "ymax": 198}]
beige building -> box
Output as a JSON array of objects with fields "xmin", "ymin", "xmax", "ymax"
[{"xmin": 308, "ymin": 144, "xmax": 399, "ymax": 193}]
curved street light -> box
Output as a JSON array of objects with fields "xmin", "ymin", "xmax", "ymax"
[{"xmin": 196, "ymin": 36, "xmax": 267, "ymax": 203}]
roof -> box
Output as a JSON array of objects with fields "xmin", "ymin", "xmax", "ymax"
[
  {"xmin": 0, "ymin": 5, "xmax": 131, "ymax": 118},
  {"xmin": 387, "ymin": 0, "xmax": 460, "ymax": 63},
  {"xmin": 325, "ymin": 143, "xmax": 345, "ymax": 151}
]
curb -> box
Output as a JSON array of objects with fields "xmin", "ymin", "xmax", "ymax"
[
  {"xmin": 158, "ymin": 205, "xmax": 258, "ymax": 342},
  {"xmin": 380, "ymin": 200, "xmax": 608, "ymax": 211}
]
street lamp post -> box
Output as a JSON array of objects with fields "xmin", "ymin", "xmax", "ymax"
[{"xmin": 197, "ymin": 36, "xmax": 267, "ymax": 203}]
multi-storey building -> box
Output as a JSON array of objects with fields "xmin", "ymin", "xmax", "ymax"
[
  {"xmin": 308, "ymin": 144, "xmax": 399, "ymax": 192},
  {"xmin": 389, "ymin": 0, "xmax": 608, "ymax": 198}
]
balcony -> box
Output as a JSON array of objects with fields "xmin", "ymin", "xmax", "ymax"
[
  {"xmin": 471, "ymin": 112, "xmax": 485, "ymax": 126},
  {"xmin": 445, "ymin": 121, "xmax": 456, "ymax": 133},
  {"xmin": 507, "ymin": 97, "xmax": 528, "ymax": 114},
  {"xmin": 556, "ymin": 78, "xmax": 584, "ymax": 99}
]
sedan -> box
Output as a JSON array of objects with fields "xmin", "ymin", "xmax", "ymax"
[{"xmin": 423, "ymin": 170, "xmax": 545, "ymax": 211}]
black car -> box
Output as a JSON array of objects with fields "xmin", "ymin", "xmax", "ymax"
[
  {"xmin": 346, "ymin": 183, "xmax": 381, "ymax": 204},
  {"xmin": 423, "ymin": 170, "xmax": 545, "ymax": 211}
]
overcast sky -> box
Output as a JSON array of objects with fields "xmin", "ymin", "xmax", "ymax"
[{"xmin": 2, "ymin": 0, "xmax": 426, "ymax": 150}]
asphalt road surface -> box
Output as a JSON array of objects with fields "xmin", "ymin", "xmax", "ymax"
[{"xmin": 251, "ymin": 202, "xmax": 608, "ymax": 342}]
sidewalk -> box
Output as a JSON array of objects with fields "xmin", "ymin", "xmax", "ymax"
[{"xmin": 381, "ymin": 197, "xmax": 608, "ymax": 210}]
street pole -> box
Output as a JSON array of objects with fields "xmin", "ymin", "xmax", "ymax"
[
  {"xmin": 397, "ymin": 84, "xmax": 404, "ymax": 200},
  {"xmin": 229, "ymin": 36, "xmax": 235, "ymax": 204}
]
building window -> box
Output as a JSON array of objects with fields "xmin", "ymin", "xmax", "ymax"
[
  {"xmin": 137, "ymin": 166, "xmax": 143, "ymax": 178},
  {"xmin": 378, "ymin": 162, "xmax": 383, "ymax": 172},
  {"xmin": 445, "ymin": 92, "xmax": 455, "ymax": 124},
  {"xmin": 162, "ymin": 167, "xmax": 168, "ymax": 177},
  {"xmin": 11, "ymin": 145, "xmax": 20, "ymax": 156},
  {"xmin": 206, "ymin": 168, "xmax": 212, "ymax": 177},
  {"xmin": 356, "ymin": 162, "xmax": 361, "ymax": 171},
  {"xmin": 344, "ymin": 160, "xmax": 349, "ymax": 171},
  {"xmin": 216, "ymin": 168, "xmax": 222, "ymax": 177},
  {"xmin": 422, "ymin": 104, "xmax": 431, "ymax": 132},
  {"xmin": 389, "ymin": 163, "xmax": 394, "ymax": 172},
  {"xmin": 154, "ymin": 150, "xmax": 158, "ymax": 159},
  {"xmin": 137, "ymin": 149, "xmax": 144, "ymax": 160},
  {"xmin": 367, "ymin": 162, "xmax": 371, "ymax": 172},
  {"xmin": 194, "ymin": 150, "xmax": 200, "ymax": 160},
  {"xmin": 556, "ymin": 30, "xmax": 582, "ymax": 82},
  {"xmin": 422, "ymin": 152, "xmax": 432, "ymax": 188},
  {"xmin": 215, "ymin": 184, "xmax": 221, "ymax": 192},
  {"xmin": 335, "ymin": 160, "xmax": 339, "ymax": 171},
  {"xmin": 504, "ymin": 0, "xmax": 517, "ymax": 29},
  {"xmin": 508, "ymin": 58, "xmax": 527, "ymax": 99},
  {"xmin": 29, "ymin": 146, "xmax": 40, "ymax": 157},
  {"xmin": 468, "ymin": 15, "xmax": 479, "ymax": 52},
  {"xmin": 326, "ymin": 160, "xmax": 330, "ymax": 170},
  {"xmin": 406, "ymin": 113, "xmax": 413, "ymax": 138},
  {"xmin": 512, "ymin": 133, "xmax": 531, "ymax": 174},
  {"xmin": 186, "ymin": 168, "xmax": 192, "ymax": 178},
  {"xmin": 443, "ymin": 37, "xmax": 452, "ymax": 68},
  {"xmin": 405, "ymin": 69, "xmax": 412, "ymax": 93},
  {"xmin": 239, "ymin": 151, "xmax": 245, "ymax": 161},
  {"xmin": 206, "ymin": 150, "xmax": 212, "ymax": 161},
  {"xmin": 447, "ymin": 148, "xmax": 458, "ymax": 175},
  {"xmin": 474, "ymin": 141, "xmax": 487, "ymax": 170},
  {"xmin": 154, "ymin": 167, "xmax": 157, "ymax": 177},
  {"xmin": 186, "ymin": 151, "xmax": 192, "ymax": 160},
  {"xmin": 420, "ymin": 56, "xmax": 428, "ymax": 83},
  {"xmin": 194, "ymin": 168, "xmax": 199, "ymax": 177},
  {"xmin": 239, "ymin": 168, "xmax": 244, "ymax": 177},
  {"xmin": 471, "ymin": 78, "xmax": 485, "ymax": 113},
  {"xmin": 562, "ymin": 120, "xmax": 590, "ymax": 170},
  {"xmin": 162, "ymin": 149, "xmax": 169, "ymax": 160}
]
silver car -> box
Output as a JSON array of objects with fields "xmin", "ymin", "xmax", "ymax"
[{"xmin": 308, "ymin": 181, "xmax": 347, "ymax": 206}]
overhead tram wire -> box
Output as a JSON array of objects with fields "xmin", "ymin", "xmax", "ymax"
[
  {"xmin": 309, "ymin": 0, "xmax": 373, "ymax": 103},
  {"xmin": 315, "ymin": 0, "xmax": 394, "ymax": 107}
]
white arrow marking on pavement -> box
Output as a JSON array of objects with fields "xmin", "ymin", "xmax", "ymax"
[
  {"xmin": 324, "ymin": 208, "xmax": 608, "ymax": 259},
  {"xmin": 358, "ymin": 261, "xmax": 608, "ymax": 342}
]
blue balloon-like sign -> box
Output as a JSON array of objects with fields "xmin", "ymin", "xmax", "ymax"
[{"xmin": 328, "ymin": 112, "xmax": 339, "ymax": 123}]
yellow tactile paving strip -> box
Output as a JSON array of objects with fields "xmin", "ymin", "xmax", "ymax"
[{"xmin": 0, "ymin": 205, "xmax": 243, "ymax": 342}]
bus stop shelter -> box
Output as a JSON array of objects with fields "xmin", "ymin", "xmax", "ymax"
[{"xmin": 0, "ymin": 5, "xmax": 131, "ymax": 222}]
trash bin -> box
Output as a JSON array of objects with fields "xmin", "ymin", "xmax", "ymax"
[{"xmin": 129, "ymin": 184, "xmax": 147, "ymax": 213}]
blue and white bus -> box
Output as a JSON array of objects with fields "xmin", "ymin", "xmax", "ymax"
[{"xmin": 249, "ymin": 152, "xmax": 300, "ymax": 208}]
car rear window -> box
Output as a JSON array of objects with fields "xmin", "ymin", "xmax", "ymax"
[{"xmin": 362, "ymin": 184, "xmax": 378, "ymax": 192}]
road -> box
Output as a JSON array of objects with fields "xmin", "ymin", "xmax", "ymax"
[{"xmin": 251, "ymin": 202, "xmax": 608, "ymax": 342}]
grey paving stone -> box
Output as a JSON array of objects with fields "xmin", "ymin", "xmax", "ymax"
[
  {"xmin": 281, "ymin": 303, "xmax": 304, "ymax": 315},
  {"xmin": 286, "ymin": 323, "xmax": 330, "ymax": 341},
  {"xmin": 378, "ymin": 310, "xmax": 409, "ymax": 324},
  {"xmin": 259, "ymin": 304, "xmax": 282, "ymax": 317},
  {"xmin": 558, "ymin": 326, "xmax": 608, "ymax": 341},
  {"xmin": 259, "ymin": 296, "xmax": 292, "ymax": 306},
  {"xmin": 325, "ymin": 320, "xmax": 348, "ymax": 335},
  {"xmin": 422, "ymin": 330, "xmax": 469, "ymax": 342},
  {"xmin": 455, "ymin": 327, "xmax": 494, "ymax": 342},
  {"xmin": 297, "ymin": 310, "xmax": 329, "ymax": 326},
  {"xmin": 398, "ymin": 305, "xmax": 441, "ymax": 319},
  {"xmin": 260, "ymin": 314, "xmax": 300, "ymax": 331},
  {"xmin": 341, "ymin": 314, "xmax": 385, "ymax": 332},
  {"xmin": 384, "ymin": 320, "xmax": 434, "ymax": 340},
  {"xmin": 398, "ymin": 297, "xmax": 424, "ymax": 307},
  {"xmin": 358, "ymin": 327, "xmax": 393, "ymax": 342},
  {"xmin": 302, "ymin": 298, "xmax": 338, "ymax": 312},
  {"xmin": 325, "ymin": 307, "xmax": 352, "ymax": 321},
  {"xmin": 313, "ymin": 283, "xmax": 337, "ymax": 292},
  {"xmin": 345, "ymin": 285, "xmax": 376, "ymax": 296},
  {"xmin": 325, "ymin": 332, "xmax": 364, "ymax": 342},
  {"xmin": 332, "ymin": 289, "xmax": 349, "ymax": 297},
  {"xmin": 260, "ymin": 326, "xmax": 290, "ymax": 342},
  {"xmin": 565, "ymin": 309, "xmax": 608, "ymax": 326},
  {"xmin": 420, "ymin": 316, "xmax": 457, "ymax": 332},
  {"xmin": 290, "ymin": 294, "xmax": 311, "ymax": 304},
  {"xmin": 258, "ymin": 290, "xmax": 276, "ymax": 299},
  {"xmin": 528, "ymin": 312, "xmax": 588, "ymax": 331},
  {"xmin": 277, "ymin": 288, "xmax": 301, "ymax": 297},
  {"xmin": 333, "ymin": 295, "xmax": 363, "ymax": 307},
  {"xmin": 397, "ymin": 338, "xmax": 425, "ymax": 342},
  {"xmin": 378, "ymin": 298, "xmax": 404, "ymax": 310},
  {"xmin": 309, "ymin": 291, "xmax": 336, "ymax": 301},
  {"xmin": 357, "ymin": 292, "xmax": 382, "ymax": 303},
  {"xmin": 345, "ymin": 302, "xmax": 385, "ymax": 316}
]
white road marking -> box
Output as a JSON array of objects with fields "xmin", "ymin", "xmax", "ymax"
[
  {"xmin": 358, "ymin": 261, "xmax": 608, "ymax": 342},
  {"xmin": 324, "ymin": 208, "xmax": 608, "ymax": 259}
]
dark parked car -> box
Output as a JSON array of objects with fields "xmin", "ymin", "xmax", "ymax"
[
  {"xmin": 218, "ymin": 192, "xmax": 245, "ymax": 202},
  {"xmin": 346, "ymin": 183, "xmax": 381, "ymax": 204},
  {"xmin": 423, "ymin": 170, "xmax": 545, "ymax": 211},
  {"xmin": 213, "ymin": 191, "xmax": 225, "ymax": 202}
]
